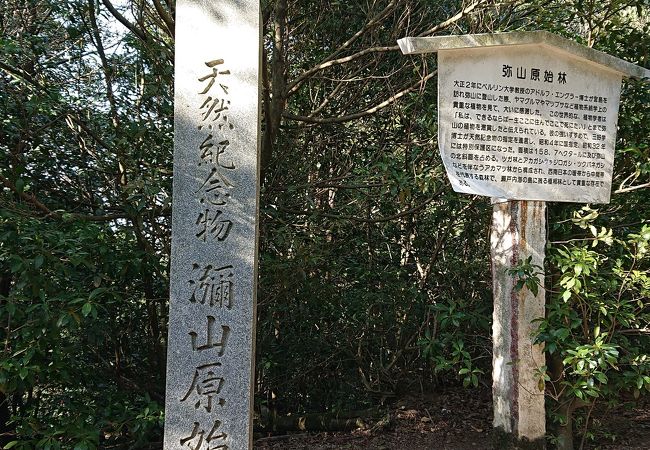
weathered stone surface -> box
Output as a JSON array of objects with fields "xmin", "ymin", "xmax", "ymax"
[
  {"xmin": 164, "ymin": 1, "xmax": 261, "ymax": 449},
  {"xmin": 491, "ymin": 200, "xmax": 546, "ymax": 446}
]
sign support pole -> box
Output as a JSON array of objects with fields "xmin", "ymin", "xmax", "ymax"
[{"xmin": 491, "ymin": 200, "xmax": 546, "ymax": 449}]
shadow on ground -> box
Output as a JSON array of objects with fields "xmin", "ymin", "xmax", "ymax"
[{"xmin": 254, "ymin": 387, "xmax": 650, "ymax": 450}]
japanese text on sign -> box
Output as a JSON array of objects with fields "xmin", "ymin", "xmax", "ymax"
[{"xmin": 437, "ymin": 46, "xmax": 622, "ymax": 203}]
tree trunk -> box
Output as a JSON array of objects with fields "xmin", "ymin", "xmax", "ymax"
[
  {"xmin": 555, "ymin": 400, "xmax": 574, "ymax": 450},
  {"xmin": 0, "ymin": 273, "xmax": 14, "ymax": 445},
  {"xmin": 555, "ymin": 397, "xmax": 591, "ymax": 450}
]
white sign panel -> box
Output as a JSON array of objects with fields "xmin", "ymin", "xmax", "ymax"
[{"xmin": 438, "ymin": 45, "xmax": 622, "ymax": 203}]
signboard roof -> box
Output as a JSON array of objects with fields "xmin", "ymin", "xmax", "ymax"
[{"xmin": 398, "ymin": 31, "xmax": 650, "ymax": 80}]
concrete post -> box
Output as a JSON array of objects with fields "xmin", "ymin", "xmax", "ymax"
[{"xmin": 491, "ymin": 200, "xmax": 546, "ymax": 449}]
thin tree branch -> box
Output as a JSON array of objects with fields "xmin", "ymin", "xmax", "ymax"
[
  {"xmin": 0, "ymin": 61, "xmax": 37, "ymax": 87},
  {"xmin": 0, "ymin": 173, "xmax": 171, "ymax": 222},
  {"xmin": 67, "ymin": 115, "xmax": 114, "ymax": 152},
  {"xmin": 100, "ymin": 0, "xmax": 148, "ymax": 42},
  {"xmin": 308, "ymin": 64, "xmax": 369, "ymax": 117},
  {"xmin": 416, "ymin": 0, "xmax": 491, "ymax": 36},
  {"xmin": 278, "ymin": 190, "xmax": 442, "ymax": 224},
  {"xmin": 287, "ymin": 45, "xmax": 399, "ymax": 96},
  {"xmin": 284, "ymin": 70, "xmax": 436, "ymax": 124},
  {"xmin": 152, "ymin": 0, "xmax": 174, "ymax": 38},
  {"xmin": 0, "ymin": 174, "xmax": 54, "ymax": 217},
  {"xmin": 87, "ymin": 0, "xmax": 127, "ymax": 187},
  {"xmin": 87, "ymin": 0, "xmax": 120, "ymax": 128},
  {"xmin": 323, "ymin": 1, "xmax": 398, "ymax": 63},
  {"xmin": 619, "ymin": 328, "xmax": 650, "ymax": 335},
  {"xmin": 614, "ymin": 182, "xmax": 650, "ymax": 194},
  {"xmin": 287, "ymin": 0, "xmax": 494, "ymax": 97}
]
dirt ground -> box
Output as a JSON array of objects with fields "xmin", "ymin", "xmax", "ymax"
[{"xmin": 254, "ymin": 387, "xmax": 650, "ymax": 449}]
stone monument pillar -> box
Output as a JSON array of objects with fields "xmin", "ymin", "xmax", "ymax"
[{"xmin": 164, "ymin": 1, "xmax": 261, "ymax": 449}]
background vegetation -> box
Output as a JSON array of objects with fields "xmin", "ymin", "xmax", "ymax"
[{"xmin": 0, "ymin": 0, "xmax": 648, "ymax": 448}]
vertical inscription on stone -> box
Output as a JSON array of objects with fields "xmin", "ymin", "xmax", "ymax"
[
  {"xmin": 438, "ymin": 45, "xmax": 622, "ymax": 203},
  {"xmin": 195, "ymin": 59, "xmax": 235, "ymax": 243},
  {"xmin": 164, "ymin": 1, "xmax": 260, "ymax": 449}
]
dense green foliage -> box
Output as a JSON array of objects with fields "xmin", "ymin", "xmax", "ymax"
[
  {"xmin": 0, "ymin": 0, "xmax": 648, "ymax": 448},
  {"xmin": 1, "ymin": 0, "xmax": 171, "ymax": 446},
  {"xmin": 541, "ymin": 74, "xmax": 650, "ymax": 447}
]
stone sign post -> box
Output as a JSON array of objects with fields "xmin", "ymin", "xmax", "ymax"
[
  {"xmin": 398, "ymin": 31, "xmax": 649, "ymax": 448},
  {"xmin": 164, "ymin": 1, "xmax": 261, "ymax": 449}
]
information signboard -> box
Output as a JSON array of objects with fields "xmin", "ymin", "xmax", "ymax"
[
  {"xmin": 398, "ymin": 31, "xmax": 650, "ymax": 446},
  {"xmin": 437, "ymin": 45, "xmax": 622, "ymax": 203}
]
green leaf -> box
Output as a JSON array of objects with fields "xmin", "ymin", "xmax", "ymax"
[
  {"xmin": 81, "ymin": 303, "xmax": 92, "ymax": 317},
  {"xmin": 9, "ymin": 258, "xmax": 23, "ymax": 274},
  {"xmin": 3, "ymin": 441, "xmax": 18, "ymax": 449},
  {"xmin": 34, "ymin": 254, "xmax": 44, "ymax": 269},
  {"xmin": 555, "ymin": 328, "xmax": 570, "ymax": 340},
  {"xmin": 89, "ymin": 287, "xmax": 108, "ymax": 301},
  {"xmin": 565, "ymin": 277, "xmax": 576, "ymax": 289},
  {"xmin": 594, "ymin": 373, "xmax": 608, "ymax": 384}
]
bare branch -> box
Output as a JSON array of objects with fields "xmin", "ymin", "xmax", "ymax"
[
  {"xmin": 614, "ymin": 182, "xmax": 650, "ymax": 194},
  {"xmin": 284, "ymin": 70, "xmax": 436, "ymax": 124},
  {"xmin": 287, "ymin": 45, "xmax": 399, "ymax": 96},
  {"xmin": 0, "ymin": 60, "xmax": 37, "ymax": 87},
  {"xmin": 287, "ymin": 0, "xmax": 495, "ymax": 97},
  {"xmin": 308, "ymin": 64, "xmax": 369, "ymax": 117},
  {"xmin": 87, "ymin": 0, "xmax": 119, "ymax": 128},
  {"xmin": 87, "ymin": 0, "xmax": 127, "ymax": 187},
  {"xmin": 620, "ymin": 328, "xmax": 650, "ymax": 335},
  {"xmin": 100, "ymin": 0, "xmax": 148, "ymax": 43},
  {"xmin": 152, "ymin": 0, "xmax": 174, "ymax": 38},
  {"xmin": 278, "ymin": 190, "xmax": 443, "ymax": 224},
  {"xmin": 0, "ymin": 174, "xmax": 54, "ymax": 217},
  {"xmin": 417, "ymin": 0, "xmax": 492, "ymax": 37},
  {"xmin": 0, "ymin": 173, "xmax": 167, "ymax": 222},
  {"xmin": 322, "ymin": 1, "xmax": 398, "ymax": 63}
]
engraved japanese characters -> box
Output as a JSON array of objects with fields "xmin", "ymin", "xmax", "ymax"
[{"xmin": 164, "ymin": 1, "xmax": 261, "ymax": 449}]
